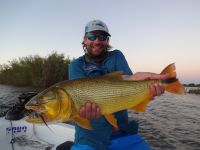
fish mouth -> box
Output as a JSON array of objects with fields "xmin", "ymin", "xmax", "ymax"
[
  {"xmin": 25, "ymin": 103, "xmax": 43, "ymax": 111},
  {"xmin": 25, "ymin": 111, "xmax": 46, "ymax": 123}
]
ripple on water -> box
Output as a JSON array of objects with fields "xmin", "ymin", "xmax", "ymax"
[{"xmin": 128, "ymin": 93, "xmax": 200, "ymax": 150}]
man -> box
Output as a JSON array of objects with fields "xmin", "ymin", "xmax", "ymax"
[{"xmin": 67, "ymin": 20, "xmax": 168, "ymax": 150}]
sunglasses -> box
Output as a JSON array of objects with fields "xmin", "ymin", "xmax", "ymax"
[{"xmin": 86, "ymin": 34, "xmax": 108, "ymax": 41}]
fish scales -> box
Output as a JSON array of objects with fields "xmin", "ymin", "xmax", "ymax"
[
  {"xmin": 25, "ymin": 63, "xmax": 185, "ymax": 129},
  {"xmin": 62, "ymin": 77, "xmax": 158, "ymax": 114}
]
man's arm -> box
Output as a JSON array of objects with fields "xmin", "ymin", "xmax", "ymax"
[{"xmin": 122, "ymin": 72, "xmax": 169, "ymax": 81}]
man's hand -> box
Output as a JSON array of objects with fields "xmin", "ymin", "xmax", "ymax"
[
  {"xmin": 149, "ymin": 83, "xmax": 165, "ymax": 98},
  {"xmin": 123, "ymin": 72, "xmax": 169, "ymax": 99},
  {"xmin": 79, "ymin": 102, "xmax": 101, "ymax": 119}
]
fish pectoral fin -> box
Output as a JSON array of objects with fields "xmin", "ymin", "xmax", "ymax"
[
  {"xmin": 104, "ymin": 114, "xmax": 118, "ymax": 129},
  {"xmin": 73, "ymin": 116, "xmax": 92, "ymax": 130}
]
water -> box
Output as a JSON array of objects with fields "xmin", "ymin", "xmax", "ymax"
[
  {"xmin": 129, "ymin": 93, "xmax": 200, "ymax": 150},
  {"xmin": 0, "ymin": 84, "xmax": 40, "ymax": 113},
  {"xmin": 0, "ymin": 84, "xmax": 200, "ymax": 150}
]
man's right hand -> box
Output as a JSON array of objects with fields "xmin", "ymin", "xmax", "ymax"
[{"xmin": 79, "ymin": 102, "xmax": 101, "ymax": 119}]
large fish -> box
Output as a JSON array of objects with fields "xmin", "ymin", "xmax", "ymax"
[{"xmin": 25, "ymin": 63, "xmax": 185, "ymax": 129}]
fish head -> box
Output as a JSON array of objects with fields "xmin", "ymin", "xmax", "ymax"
[{"xmin": 25, "ymin": 86, "xmax": 72, "ymax": 124}]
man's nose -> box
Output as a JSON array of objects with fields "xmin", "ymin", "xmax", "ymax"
[{"xmin": 93, "ymin": 37, "xmax": 101, "ymax": 43}]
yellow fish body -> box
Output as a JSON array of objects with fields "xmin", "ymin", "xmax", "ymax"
[{"xmin": 25, "ymin": 63, "xmax": 185, "ymax": 129}]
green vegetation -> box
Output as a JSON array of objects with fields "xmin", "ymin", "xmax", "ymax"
[
  {"xmin": 0, "ymin": 52, "xmax": 71, "ymax": 88},
  {"xmin": 187, "ymin": 88, "xmax": 200, "ymax": 94},
  {"xmin": 184, "ymin": 84, "xmax": 200, "ymax": 94},
  {"xmin": 183, "ymin": 83, "xmax": 200, "ymax": 87}
]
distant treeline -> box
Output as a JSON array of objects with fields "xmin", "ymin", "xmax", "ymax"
[
  {"xmin": 183, "ymin": 83, "xmax": 200, "ymax": 87},
  {"xmin": 184, "ymin": 83, "xmax": 200, "ymax": 94},
  {"xmin": 187, "ymin": 88, "xmax": 200, "ymax": 94},
  {"xmin": 1, "ymin": 53, "xmax": 199, "ymax": 89},
  {"xmin": 0, "ymin": 52, "xmax": 71, "ymax": 88}
]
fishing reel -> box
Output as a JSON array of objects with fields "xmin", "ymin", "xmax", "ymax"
[{"xmin": 5, "ymin": 92, "xmax": 38, "ymax": 120}]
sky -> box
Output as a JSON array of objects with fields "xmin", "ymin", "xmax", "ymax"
[{"xmin": 0, "ymin": 0, "xmax": 200, "ymax": 84}]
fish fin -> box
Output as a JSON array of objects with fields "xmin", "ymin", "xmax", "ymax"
[
  {"xmin": 104, "ymin": 114, "xmax": 119, "ymax": 129},
  {"xmin": 160, "ymin": 63, "xmax": 185, "ymax": 95},
  {"xmin": 130, "ymin": 90, "xmax": 152, "ymax": 112},
  {"xmin": 73, "ymin": 115, "xmax": 92, "ymax": 130},
  {"xmin": 160, "ymin": 63, "xmax": 176, "ymax": 78},
  {"xmin": 163, "ymin": 81, "xmax": 185, "ymax": 95},
  {"xmin": 131, "ymin": 99, "xmax": 149, "ymax": 112},
  {"xmin": 103, "ymin": 71, "xmax": 123, "ymax": 80}
]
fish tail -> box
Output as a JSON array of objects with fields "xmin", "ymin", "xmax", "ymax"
[{"xmin": 160, "ymin": 63, "xmax": 185, "ymax": 94}]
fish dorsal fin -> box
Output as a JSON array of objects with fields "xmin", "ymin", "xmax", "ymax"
[{"xmin": 103, "ymin": 71, "xmax": 123, "ymax": 80}]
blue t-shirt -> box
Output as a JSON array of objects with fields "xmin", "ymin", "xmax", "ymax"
[{"xmin": 69, "ymin": 50, "xmax": 138, "ymax": 150}]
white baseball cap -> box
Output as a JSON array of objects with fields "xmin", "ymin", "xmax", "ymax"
[{"xmin": 85, "ymin": 20, "xmax": 111, "ymax": 36}]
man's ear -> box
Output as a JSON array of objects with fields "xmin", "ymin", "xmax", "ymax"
[
  {"xmin": 83, "ymin": 36, "xmax": 87, "ymax": 43},
  {"xmin": 107, "ymin": 37, "xmax": 110, "ymax": 42}
]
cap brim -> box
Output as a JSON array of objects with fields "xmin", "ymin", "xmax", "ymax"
[{"xmin": 85, "ymin": 30, "xmax": 111, "ymax": 36}]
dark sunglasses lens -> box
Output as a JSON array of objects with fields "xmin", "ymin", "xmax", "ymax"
[
  {"xmin": 99, "ymin": 35, "xmax": 107, "ymax": 41},
  {"xmin": 87, "ymin": 34, "xmax": 108, "ymax": 41},
  {"xmin": 87, "ymin": 34, "xmax": 96, "ymax": 41}
]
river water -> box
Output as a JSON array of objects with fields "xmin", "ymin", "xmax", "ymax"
[{"xmin": 0, "ymin": 84, "xmax": 199, "ymax": 150}]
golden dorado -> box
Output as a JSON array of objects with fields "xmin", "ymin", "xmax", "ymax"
[{"xmin": 25, "ymin": 63, "xmax": 185, "ymax": 129}]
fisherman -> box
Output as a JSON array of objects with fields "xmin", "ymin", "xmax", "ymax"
[{"xmin": 57, "ymin": 20, "xmax": 168, "ymax": 150}]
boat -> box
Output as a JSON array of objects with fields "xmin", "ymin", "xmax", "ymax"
[
  {"xmin": 0, "ymin": 92, "xmax": 152, "ymax": 150},
  {"xmin": 0, "ymin": 117, "xmax": 74, "ymax": 150}
]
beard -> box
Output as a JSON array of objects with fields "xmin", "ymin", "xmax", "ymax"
[{"xmin": 86, "ymin": 44, "xmax": 108, "ymax": 59}]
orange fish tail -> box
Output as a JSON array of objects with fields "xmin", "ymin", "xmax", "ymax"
[{"xmin": 160, "ymin": 63, "xmax": 185, "ymax": 95}]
